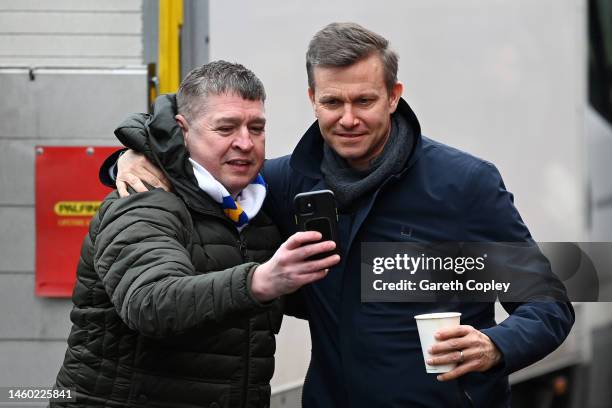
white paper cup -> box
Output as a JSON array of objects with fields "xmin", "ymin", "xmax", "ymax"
[{"xmin": 414, "ymin": 312, "xmax": 462, "ymax": 373}]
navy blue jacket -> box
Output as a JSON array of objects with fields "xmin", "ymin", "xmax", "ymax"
[{"xmin": 263, "ymin": 98, "xmax": 574, "ymax": 407}]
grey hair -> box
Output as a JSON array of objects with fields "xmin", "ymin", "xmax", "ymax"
[
  {"xmin": 176, "ymin": 60, "xmax": 266, "ymax": 122},
  {"xmin": 306, "ymin": 22, "xmax": 399, "ymax": 93}
]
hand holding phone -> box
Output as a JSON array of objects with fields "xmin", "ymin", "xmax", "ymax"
[{"xmin": 250, "ymin": 230, "xmax": 339, "ymax": 302}]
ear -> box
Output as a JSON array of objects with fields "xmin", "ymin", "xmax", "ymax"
[
  {"xmin": 307, "ymin": 87, "xmax": 316, "ymax": 111},
  {"xmin": 175, "ymin": 114, "xmax": 189, "ymax": 144},
  {"xmin": 388, "ymin": 82, "xmax": 404, "ymax": 114},
  {"xmin": 175, "ymin": 114, "xmax": 188, "ymax": 132}
]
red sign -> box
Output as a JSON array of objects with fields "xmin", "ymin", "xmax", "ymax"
[{"xmin": 35, "ymin": 146, "xmax": 117, "ymax": 297}]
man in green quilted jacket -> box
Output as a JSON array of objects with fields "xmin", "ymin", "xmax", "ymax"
[{"xmin": 52, "ymin": 61, "xmax": 339, "ymax": 408}]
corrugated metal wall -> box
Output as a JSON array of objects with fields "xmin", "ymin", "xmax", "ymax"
[
  {"xmin": 0, "ymin": 0, "xmax": 143, "ymax": 67},
  {"xmin": 0, "ymin": 0, "xmax": 147, "ymax": 400}
]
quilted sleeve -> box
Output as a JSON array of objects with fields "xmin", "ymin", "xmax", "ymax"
[{"xmin": 93, "ymin": 189, "xmax": 274, "ymax": 337}]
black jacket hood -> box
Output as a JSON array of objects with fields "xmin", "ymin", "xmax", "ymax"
[{"xmin": 114, "ymin": 94, "xmax": 223, "ymax": 217}]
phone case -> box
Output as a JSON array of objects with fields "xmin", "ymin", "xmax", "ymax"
[{"xmin": 294, "ymin": 190, "xmax": 340, "ymax": 259}]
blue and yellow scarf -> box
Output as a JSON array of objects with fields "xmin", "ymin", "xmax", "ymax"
[{"xmin": 189, "ymin": 158, "xmax": 267, "ymax": 231}]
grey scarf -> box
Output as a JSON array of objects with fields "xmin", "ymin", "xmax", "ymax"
[{"xmin": 321, "ymin": 113, "xmax": 414, "ymax": 209}]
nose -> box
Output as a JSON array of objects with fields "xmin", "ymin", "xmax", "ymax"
[
  {"xmin": 232, "ymin": 127, "xmax": 254, "ymax": 151},
  {"xmin": 339, "ymin": 104, "xmax": 358, "ymax": 128}
]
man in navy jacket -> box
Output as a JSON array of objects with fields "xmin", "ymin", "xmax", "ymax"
[{"xmin": 106, "ymin": 22, "xmax": 574, "ymax": 408}]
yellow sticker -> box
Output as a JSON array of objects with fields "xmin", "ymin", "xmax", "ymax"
[{"xmin": 54, "ymin": 201, "xmax": 101, "ymax": 217}]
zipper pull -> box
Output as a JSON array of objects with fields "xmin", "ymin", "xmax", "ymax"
[{"xmin": 237, "ymin": 239, "xmax": 247, "ymax": 259}]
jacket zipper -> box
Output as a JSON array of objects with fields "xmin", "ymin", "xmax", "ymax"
[
  {"xmin": 239, "ymin": 233, "xmax": 250, "ymax": 408},
  {"xmin": 238, "ymin": 238, "xmax": 248, "ymax": 259},
  {"xmin": 196, "ymin": 211, "xmax": 254, "ymax": 406}
]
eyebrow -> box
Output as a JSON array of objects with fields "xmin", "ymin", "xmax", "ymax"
[
  {"xmin": 248, "ymin": 117, "xmax": 266, "ymax": 125},
  {"xmin": 318, "ymin": 92, "xmax": 379, "ymax": 102},
  {"xmin": 212, "ymin": 117, "xmax": 266, "ymax": 126},
  {"xmin": 318, "ymin": 95, "xmax": 338, "ymax": 103}
]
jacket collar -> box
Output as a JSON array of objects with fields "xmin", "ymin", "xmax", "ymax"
[{"xmin": 289, "ymin": 97, "xmax": 423, "ymax": 179}]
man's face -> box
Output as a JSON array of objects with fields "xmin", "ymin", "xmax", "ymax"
[
  {"xmin": 176, "ymin": 93, "xmax": 266, "ymax": 197},
  {"xmin": 308, "ymin": 53, "xmax": 403, "ymax": 170}
]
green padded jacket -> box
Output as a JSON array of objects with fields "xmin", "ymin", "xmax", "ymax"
[{"xmin": 53, "ymin": 94, "xmax": 283, "ymax": 408}]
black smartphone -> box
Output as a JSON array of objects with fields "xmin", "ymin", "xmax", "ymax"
[{"xmin": 294, "ymin": 190, "xmax": 340, "ymax": 260}]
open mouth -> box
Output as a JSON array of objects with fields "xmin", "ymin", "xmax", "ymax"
[{"xmin": 226, "ymin": 159, "xmax": 253, "ymax": 170}]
